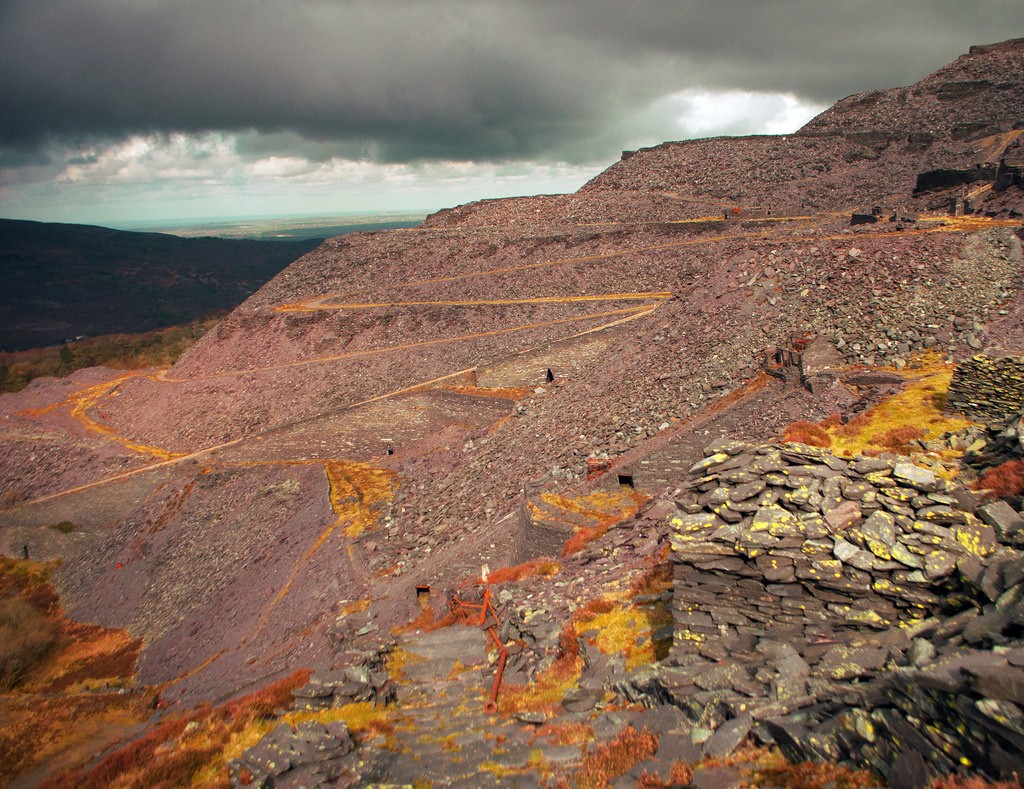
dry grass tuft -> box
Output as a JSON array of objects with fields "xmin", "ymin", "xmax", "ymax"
[
  {"xmin": 781, "ymin": 420, "xmax": 832, "ymax": 448},
  {"xmin": 832, "ymin": 411, "xmax": 873, "ymax": 440},
  {"xmin": 868, "ymin": 425, "xmax": 926, "ymax": 454},
  {"xmin": 487, "ymin": 558, "xmax": 562, "ymax": 584},
  {"xmin": 972, "ymin": 459, "xmax": 1024, "ymax": 498},
  {"xmin": 569, "ymin": 725, "xmax": 659, "ymax": 789},
  {"xmin": 38, "ymin": 669, "xmax": 311, "ymax": 789},
  {"xmin": 0, "ymin": 596, "xmax": 58, "ymax": 690},
  {"xmin": 0, "ymin": 557, "xmax": 59, "ymax": 613}
]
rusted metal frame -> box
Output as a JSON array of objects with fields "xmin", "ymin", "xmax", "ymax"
[{"xmin": 449, "ymin": 584, "xmax": 508, "ymax": 713}]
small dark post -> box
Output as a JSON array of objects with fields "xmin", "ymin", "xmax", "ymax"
[{"xmin": 22, "ymin": 544, "xmax": 29, "ymax": 560}]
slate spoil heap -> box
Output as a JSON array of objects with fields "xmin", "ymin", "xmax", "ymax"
[{"xmin": 649, "ymin": 439, "xmax": 1024, "ymax": 785}]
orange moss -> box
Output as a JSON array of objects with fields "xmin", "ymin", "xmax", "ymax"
[
  {"xmin": 531, "ymin": 722, "xmax": 595, "ymax": 747},
  {"xmin": 972, "ymin": 459, "xmax": 1024, "ymax": 498},
  {"xmin": 38, "ymin": 669, "xmax": 311, "ymax": 789},
  {"xmin": 487, "ymin": 558, "xmax": 562, "ymax": 584},
  {"xmin": 868, "ymin": 425, "xmax": 926, "ymax": 454},
  {"xmin": 562, "ymin": 525, "xmax": 606, "ymax": 556},
  {"xmin": 638, "ymin": 763, "xmax": 695, "ymax": 789},
  {"xmin": 219, "ymin": 669, "xmax": 311, "ymax": 728},
  {"xmin": 781, "ymin": 420, "xmax": 832, "ymax": 448},
  {"xmin": 581, "ymin": 598, "xmax": 617, "ymax": 617},
  {"xmin": 750, "ymin": 755, "xmax": 880, "ymax": 789},
  {"xmin": 670, "ymin": 762, "xmax": 697, "ymax": 785},
  {"xmin": 570, "ymin": 725, "xmax": 659, "ymax": 789},
  {"xmin": 629, "ymin": 562, "xmax": 674, "ymax": 599},
  {"xmin": 929, "ymin": 775, "xmax": 1023, "ymax": 789}
]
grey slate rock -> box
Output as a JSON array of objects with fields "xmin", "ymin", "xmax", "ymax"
[
  {"xmin": 702, "ymin": 714, "xmax": 752, "ymax": 758},
  {"xmin": 655, "ymin": 731, "xmax": 703, "ymax": 764},
  {"xmin": 889, "ymin": 749, "xmax": 930, "ymax": 789},
  {"xmin": 978, "ymin": 500, "xmax": 1024, "ymax": 539}
]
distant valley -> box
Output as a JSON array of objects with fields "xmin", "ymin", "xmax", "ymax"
[{"xmin": 0, "ymin": 218, "xmax": 324, "ymax": 352}]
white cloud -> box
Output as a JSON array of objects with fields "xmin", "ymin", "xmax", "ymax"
[
  {"xmin": 3, "ymin": 91, "xmax": 821, "ymax": 226},
  {"xmin": 248, "ymin": 156, "xmax": 314, "ymax": 177},
  {"xmin": 666, "ymin": 89, "xmax": 826, "ymax": 138},
  {"xmin": 3, "ymin": 132, "xmax": 604, "ymax": 225},
  {"xmin": 56, "ymin": 133, "xmax": 239, "ymax": 185}
]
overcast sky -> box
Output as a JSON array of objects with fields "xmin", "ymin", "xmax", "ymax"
[{"xmin": 2, "ymin": 1, "xmax": 1022, "ymax": 228}]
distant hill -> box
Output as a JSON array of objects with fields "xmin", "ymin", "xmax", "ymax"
[{"xmin": 0, "ymin": 219, "xmax": 323, "ymax": 351}]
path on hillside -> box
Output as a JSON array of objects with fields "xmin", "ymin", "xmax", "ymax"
[
  {"xmin": 276, "ymin": 291, "xmax": 671, "ymax": 313},
  {"xmin": 15, "ymin": 210, "xmax": 1018, "ymax": 504}
]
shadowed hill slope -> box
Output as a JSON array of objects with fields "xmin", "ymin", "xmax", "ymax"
[{"xmin": 0, "ymin": 219, "xmax": 322, "ymax": 351}]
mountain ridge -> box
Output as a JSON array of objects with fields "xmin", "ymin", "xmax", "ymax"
[{"xmin": 2, "ymin": 39, "xmax": 1024, "ymax": 787}]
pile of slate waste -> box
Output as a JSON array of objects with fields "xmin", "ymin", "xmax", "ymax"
[
  {"xmin": 227, "ymin": 650, "xmax": 394, "ymax": 787},
  {"xmin": 626, "ymin": 438, "xmax": 1024, "ymax": 787}
]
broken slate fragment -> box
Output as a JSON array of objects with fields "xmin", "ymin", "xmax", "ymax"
[
  {"xmin": 977, "ymin": 500, "xmax": 1024, "ymax": 540},
  {"xmin": 752, "ymin": 503, "xmax": 801, "ymax": 536},
  {"xmin": 703, "ymin": 714, "xmax": 753, "ymax": 758},
  {"xmin": 691, "ymin": 453, "xmax": 730, "ymax": 474},
  {"xmin": 861, "ymin": 510, "xmax": 897, "ymax": 547},
  {"xmin": 825, "ymin": 500, "xmax": 862, "ymax": 532},
  {"xmin": 893, "ymin": 463, "xmax": 938, "ymax": 492}
]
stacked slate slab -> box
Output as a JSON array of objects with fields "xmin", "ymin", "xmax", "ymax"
[
  {"xmin": 948, "ymin": 354, "xmax": 1024, "ymax": 420},
  {"xmin": 656, "ymin": 438, "xmax": 1024, "ymax": 784},
  {"xmin": 668, "ymin": 439, "xmax": 992, "ymax": 661},
  {"xmin": 229, "ymin": 662, "xmax": 394, "ymax": 788},
  {"xmin": 228, "ymin": 719, "xmax": 356, "ymax": 788}
]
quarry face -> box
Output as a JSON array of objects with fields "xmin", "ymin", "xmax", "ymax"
[{"xmin": 3, "ymin": 37, "xmax": 1024, "ymax": 789}]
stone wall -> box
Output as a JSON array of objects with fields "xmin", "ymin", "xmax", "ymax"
[
  {"xmin": 514, "ymin": 481, "xmax": 573, "ymax": 563},
  {"xmin": 653, "ymin": 439, "xmax": 1024, "ymax": 783},
  {"xmin": 947, "ymin": 354, "xmax": 1024, "ymax": 420},
  {"xmin": 667, "ymin": 440, "xmax": 990, "ymax": 665}
]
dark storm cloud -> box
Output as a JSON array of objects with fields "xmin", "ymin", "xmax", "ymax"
[{"xmin": 2, "ymin": 0, "xmax": 1022, "ymax": 163}]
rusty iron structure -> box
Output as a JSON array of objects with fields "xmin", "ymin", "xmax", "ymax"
[{"xmin": 449, "ymin": 583, "xmax": 509, "ymax": 714}]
